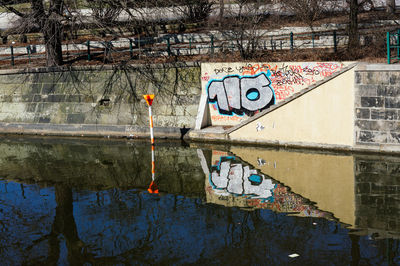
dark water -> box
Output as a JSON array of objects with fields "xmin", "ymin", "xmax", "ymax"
[{"xmin": 0, "ymin": 136, "xmax": 399, "ymax": 265}]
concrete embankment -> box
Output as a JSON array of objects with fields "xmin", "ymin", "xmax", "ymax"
[
  {"xmin": 0, "ymin": 63, "xmax": 200, "ymax": 139},
  {"xmin": 0, "ymin": 62, "xmax": 400, "ymax": 153}
]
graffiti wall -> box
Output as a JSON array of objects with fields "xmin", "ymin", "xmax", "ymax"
[
  {"xmin": 202, "ymin": 62, "xmax": 347, "ymax": 126},
  {"xmin": 205, "ymin": 150, "xmax": 332, "ymax": 219}
]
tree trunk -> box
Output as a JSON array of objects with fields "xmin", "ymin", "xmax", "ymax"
[
  {"xmin": 43, "ymin": 19, "xmax": 64, "ymax": 66},
  {"xmin": 219, "ymin": 0, "xmax": 224, "ymax": 27},
  {"xmin": 31, "ymin": 0, "xmax": 64, "ymax": 66},
  {"xmin": 348, "ymin": 0, "xmax": 359, "ymax": 49}
]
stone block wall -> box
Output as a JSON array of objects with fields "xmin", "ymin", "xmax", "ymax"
[
  {"xmin": 0, "ymin": 64, "xmax": 200, "ymax": 137},
  {"xmin": 355, "ymin": 66, "xmax": 400, "ymax": 149},
  {"xmin": 355, "ymin": 155, "xmax": 400, "ymax": 233}
]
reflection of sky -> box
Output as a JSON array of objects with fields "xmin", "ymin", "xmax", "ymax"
[
  {"xmin": 0, "ymin": 181, "xmax": 56, "ymax": 264},
  {"xmin": 0, "ymin": 180, "xmax": 399, "ymax": 265}
]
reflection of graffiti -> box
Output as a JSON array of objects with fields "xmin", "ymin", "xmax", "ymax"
[
  {"xmin": 205, "ymin": 153, "xmax": 332, "ymax": 219},
  {"xmin": 207, "ymin": 73, "xmax": 275, "ymax": 116},
  {"xmin": 210, "ymin": 156, "xmax": 275, "ymax": 201},
  {"xmin": 247, "ymin": 184, "xmax": 329, "ymax": 218}
]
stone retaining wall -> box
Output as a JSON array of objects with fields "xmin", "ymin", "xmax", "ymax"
[
  {"xmin": 355, "ymin": 65, "xmax": 400, "ymax": 151},
  {"xmin": 0, "ymin": 64, "xmax": 200, "ymax": 138}
]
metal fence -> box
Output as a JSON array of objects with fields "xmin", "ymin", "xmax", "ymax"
[
  {"xmin": 0, "ymin": 29, "xmax": 381, "ymax": 66},
  {"xmin": 387, "ymin": 30, "xmax": 400, "ymax": 64}
]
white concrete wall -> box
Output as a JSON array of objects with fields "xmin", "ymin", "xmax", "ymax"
[{"xmin": 228, "ymin": 68, "xmax": 355, "ymax": 148}]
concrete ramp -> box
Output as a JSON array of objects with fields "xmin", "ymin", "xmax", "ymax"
[
  {"xmin": 190, "ymin": 63, "xmax": 357, "ymax": 150},
  {"xmin": 226, "ymin": 63, "xmax": 357, "ymax": 149}
]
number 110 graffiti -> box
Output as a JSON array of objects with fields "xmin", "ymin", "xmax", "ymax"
[{"xmin": 207, "ymin": 72, "xmax": 275, "ymax": 116}]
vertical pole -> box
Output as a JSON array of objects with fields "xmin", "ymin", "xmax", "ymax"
[
  {"xmin": 143, "ymin": 94, "xmax": 158, "ymax": 194},
  {"xmin": 149, "ymin": 105, "xmax": 154, "ymax": 145},
  {"xmin": 189, "ymin": 35, "xmax": 192, "ymax": 55},
  {"xmin": 87, "ymin": 40, "xmax": 91, "ymax": 61},
  {"xmin": 26, "ymin": 45, "xmax": 31, "ymax": 64},
  {"xmin": 129, "ymin": 39, "xmax": 133, "ymax": 59},
  {"xmin": 167, "ymin": 37, "xmax": 171, "ymax": 56},
  {"xmin": 290, "ymin": 32, "xmax": 293, "ymax": 52},
  {"xmin": 270, "ymin": 37, "xmax": 273, "ymax": 51},
  {"xmin": 397, "ymin": 29, "xmax": 400, "ymax": 59},
  {"xmin": 333, "ymin": 30, "xmax": 337, "ymax": 53},
  {"xmin": 312, "ymin": 33, "xmax": 315, "ymax": 48},
  {"xmin": 387, "ymin": 31, "xmax": 391, "ymax": 64},
  {"xmin": 211, "ymin": 34, "xmax": 214, "ymax": 55},
  {"xmin": 138, "ymin": 35, "xmax": 141, "ymax": 59},
  {"xmin": 10, "ymin": 45, "xmax": 14, "ymax": 66}
]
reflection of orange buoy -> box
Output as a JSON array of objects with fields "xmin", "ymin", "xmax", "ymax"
[{"xmin": 148, "ymin": 181, "xmax": 159, "ymax": 194}]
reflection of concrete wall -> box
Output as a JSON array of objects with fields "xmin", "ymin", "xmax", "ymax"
[
  {"xmin": 228, "ymin": 68, "xmax": 355, "ymax": 148},
  {"xmin": 354, "ymin": 154, "xmax": 400, "ymax": 234},
  {"xmin": 230, "ymin": 147, "xmax": 355, "ymax": 226},
  {"xmin": 0, "ymin": 137, "xmax": 204, "ymax": 195}
]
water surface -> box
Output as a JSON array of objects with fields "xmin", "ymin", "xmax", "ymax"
[{"xmin": 0, "ymin": 136, "xmax": 399, "ymax": 265}]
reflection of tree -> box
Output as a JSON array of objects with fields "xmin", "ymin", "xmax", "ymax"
[
  {"xmin": 46, "ymin": 184, "xmax": 84, "ymax": 265},
  {"xmin": 28, "ymin": 184, "xmax": 121, "ymax": 265}
]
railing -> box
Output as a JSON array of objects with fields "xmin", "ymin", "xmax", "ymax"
[
  {"xmin": 0, "ymin": 29, "xmax": 379, "ymax": 67},
  {"xmin": 387, "ymin": 30, "xmax": 400, "ymax": 64}
]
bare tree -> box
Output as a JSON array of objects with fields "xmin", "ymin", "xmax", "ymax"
[
  {"xmin": 220, "ymin": 0, "xmax": 270, "ymax": 59},
  {"xmin": 182, "ymin": 0, "xmax": 213, "ymax": 22},
  {"xmin": 0, "ymin": 0, "xmax": 67, "ymax": 66},
  {"xmin": 348, "ymin": 0, "xmax": 359, "ymax": 49},
  {"xmin": 281, "ymin": 0, "xmax": 327, "ymax": 30}
]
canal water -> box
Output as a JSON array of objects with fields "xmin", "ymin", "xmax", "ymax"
[{"xmin": 0, "ymin": 136, "xmax": 399, "ymax": 265}]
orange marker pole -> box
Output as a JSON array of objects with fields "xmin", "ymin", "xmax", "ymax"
[
  {"xmin": 143, "ymin": 94, "xmax": 155, "ymax": 145},
  {"xmin": 143, "ymin": 94, "xmax": 158, "ymax": 193}
]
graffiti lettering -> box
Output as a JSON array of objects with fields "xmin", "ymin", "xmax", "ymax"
[
  {"xmin": 210, "ymin": 156, "xmax": 275, "ymax": 201},
  {"xmin": 207, "ymin": 73, "xmax": 275, "ymax": 116},
  {"xmin": 214, "ymin": 67, "xmax": 235, "ymax": 75}
]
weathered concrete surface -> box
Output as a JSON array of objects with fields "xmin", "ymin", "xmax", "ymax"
[
  {"xmin": 0, "ymin": 64, "xmax": 200, "ymax": 139},
  {"xmin": 355, "ymin": 64, "xmax": 400, "ymax": 153},
  {"xmin": 226, "ymin": 64, "xmax": 356, "ymax": 149}
]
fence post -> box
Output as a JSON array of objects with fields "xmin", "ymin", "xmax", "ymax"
[
  {"xmin": 87, "ymin": 40, "xmax": 91, "ymax": 61},
  {"xmin": 387, "ymin": 31, "xmax": 391, "ymax": 64},
  {"xmin": 312, "ymin": 33, "xmax": 315, "ymax": 48},
  {"xmin": 270, "ymin": 37, "xmax": 273, "ymax": 51},
  {"xmin": 10, "ymin": 45, "xmax": 14, "ymax": 66},
  {"xmin": 397, "ymin": 29, "xmax": 400, "ymax": 60},
  {"xmin": 105, "ymin": 41, "xmax": 112, "ymax": 61},
  {"xmin": 26, "ymin": 46, "xmax": 31, "ymax": 64},
  {"xmin": 333, "ymin": 30, "xmax": 337, "ymax": 53},
  {"xmin": 210, "ymin": 34, "xmax": 214, "ymax": 55},
  {"xmin": 189, "ymin": 35, "xmax": 192, "ymax": 55},
  {"xmin": 167, "ymin": 37, "xmax": 171, "ymax": 56},
  {"xmin": 129, "ymin": 39, "xmax": 133, "ymax": 59},
  {"xmin": 138, "ymin": 35, "xmax": 141, "ymax": 59},
  {"xmin": 290, "ymin": 32, "xmax": 293, "ymax": 52}
]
